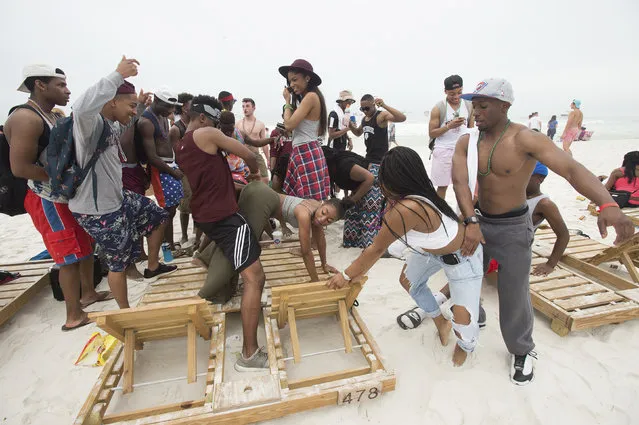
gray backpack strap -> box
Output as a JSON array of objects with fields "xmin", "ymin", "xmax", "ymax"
[{"xmin": 437, "ymin": 100, "xmax": 446, "ymax": 125}]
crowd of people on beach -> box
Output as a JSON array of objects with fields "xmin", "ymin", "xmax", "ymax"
[{"xmin": 0, "ymin": 56, "xmax": 636, "ymax": 384}]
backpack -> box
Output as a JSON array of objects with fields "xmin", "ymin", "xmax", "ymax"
[
  {"xmin": 0, "ymin": 105, "xmax": 50, "ymax": 216},
  {"xmin": 428, "ymin": 99, "xmax": 473, "ymax": 159},
  {"xmin": 610, "ymin": 190, "xmax": 631, "ymax": 208},
  {"xmin": 45, "ymin": 115, "xmax": 111, "ymax": 211}
]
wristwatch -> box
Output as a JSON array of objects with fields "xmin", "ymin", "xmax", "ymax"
[
  {"xmin": 341, "ymin": 271, "xmax": 352, "ymax": 281},
  {"xmin": 463, "ymin": 216, "xmax": 479, "ymax": 226}
]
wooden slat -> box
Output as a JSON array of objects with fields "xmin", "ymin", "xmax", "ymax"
[
  {"xmin": 140, "ymin": 290, "xmax": 201, "ymax": 305},
  {"xmin": 554, "ymin": 292, "xmax": 624, "ymax": 311},
  {"xmin": 0, "ymin": 271, "xmax": 50, "ymax": 327},
  {"xmin": 146, "ymin": 281, "xmax": 204, "ymax": 294},
  {"xmin": 262, "ymin": 262, "xmax": 322, "ymax": 273},
  {"xmin": 187, "ymin": 322, "xmax": 197, "ymax": 384},
  {"xmin": 540, "ymin": 283, "xmax": 608, "ymax": 300},
  {"xmin": 103, "ymin": 400, "xmax": 205, "ymax": 424},
  {"xmin": 338, "ymin": 300, "xmax": 352, "ymax": 353},
  {"xmin": 288, "ymin": 366, "xmax": 370, "ymax": 390},
  {"xmin": 123, "ymin": 329, "xmax": 135, "ymax": 394},
  {"xmin": 571, "ymin": 302, "xmax": 639, "ymax": 331},
  {"xmin": 288, "ymin": 307, "xmax": 301, "ymax": 363},
  {"xmin": 560, "ymin": 255, "xmax": 638, "ymax": 291},
  {"xmin": 530, "ymin": 276, "xmax": 589, "ymax": 292},
  {"xmin": 73, "ymin": 343, "xmax": 123, "ymax": 425},
  {"xmin": 262, "ymin": 309, "xmax": 280, "ymax": 378},
  {"xmin": 529, "ymin": 268, "xmax": 572, "ymax": 283},
  {"xmin": 620, "ymin": 253, "xmax": 639, "ymax": 283}
]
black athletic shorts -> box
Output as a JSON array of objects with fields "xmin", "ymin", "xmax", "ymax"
[
  {"xmin": 273, "ymin": 155, "xmax": 290, "ymax": 178},
  {"xmin": 196, "ymin": 212, "xmax": 261, "ymax": 272}
]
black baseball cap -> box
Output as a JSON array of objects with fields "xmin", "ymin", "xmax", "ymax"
[{"xmin": 444, "ymin": 75, "xmax": 463, "ymax": 90}]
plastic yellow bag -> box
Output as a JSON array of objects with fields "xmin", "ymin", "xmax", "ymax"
[{"xmin": 75, "ymin": 332, "xmax": 119, "ymax": 367}]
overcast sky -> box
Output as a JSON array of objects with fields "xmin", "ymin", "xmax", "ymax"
[{"xmin": 2, "ymin": 0, "xmax": 638, "ymax": 124}]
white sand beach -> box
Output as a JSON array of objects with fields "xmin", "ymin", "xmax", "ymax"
[{"xmin": 1, "ymin": 137, "xmax": 638, "ymax": 425}]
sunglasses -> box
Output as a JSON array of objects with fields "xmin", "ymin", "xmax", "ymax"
[{"xmin": 360, "ymin": 106, "xmax": 371, "ymax": 112}]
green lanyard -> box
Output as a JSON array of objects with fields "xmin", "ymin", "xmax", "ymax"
[{"xmin": 477, "ymin": 120, "xmax": 511, "ymax": 177}]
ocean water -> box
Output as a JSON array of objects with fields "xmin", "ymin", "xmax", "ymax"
[{"xmin": 393, "ymin": 115, "xmax": 639, "ymax": 141}]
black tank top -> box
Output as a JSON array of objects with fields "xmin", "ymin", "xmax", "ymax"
[
  {"xmin": 362, "ymin": 110, "xmax": 388, "ymax": 164},
  {"xmin": 174, "ymin": 120, "xmax": 187, "ymax": 138},
  {"xmin": 333, "ymin": 151, "xmax": 369, "ymax": 191},
  {"xmin": 175, "ymin": 130, "xmax": 238, "ymax": 223}
]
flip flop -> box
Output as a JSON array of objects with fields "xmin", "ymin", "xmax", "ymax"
[
  {"xmin": 396, "ymin": 307, "xmax": 423, "ymax": 330},
  {"xmin": 80, "ymin": 291, "xmax": 114, "ymax": 309},
  {"xmin": 61, "ymin": 316, "xmax": 92, "ymax": 332}
]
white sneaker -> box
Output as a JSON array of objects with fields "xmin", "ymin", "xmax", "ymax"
[{"xmin": 510, "ymin": 351, "xmax": 537, "ymax": 385}]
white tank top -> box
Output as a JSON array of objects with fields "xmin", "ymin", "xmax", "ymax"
[
  {"xmin": 526, "ymin": 194, "xmax": 549, "ymax": 230},
  {"xmin": 292, "ymin": 119, "xmax": 319, "ymax": 147},
  {"xmin": 435, "ymin": 101, "xmax": 470, "ymax": 150},
  {"xmin": 400, "ymin": 195, "xmax": 459, "ymax": 251}
]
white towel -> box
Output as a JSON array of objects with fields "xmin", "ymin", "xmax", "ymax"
[
  {"xmin": 452, "ymin": 129, "xmax": 479, "ymax": 215},
  {"xmin": 331, "ymin": 105, "xmax": 346, "ymax": 130},
  {"xmin": 467, "ymin": 129, "xmax": 479, "ymax": 196}
]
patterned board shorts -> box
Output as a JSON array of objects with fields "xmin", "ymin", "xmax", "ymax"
[
  {"xmin": 283, "ymin": 140, "xmax": 330, "ymax": 200},
  {"xmin": 73, "ymin": 190, "xmax": 168, "ymax": 272},
  {"xmin": 150, "ymin": 162, "xmax": 184, "ymax": 208}
]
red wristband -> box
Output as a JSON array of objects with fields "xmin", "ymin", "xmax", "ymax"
[{"xmin": 598, "ymin": 202, "xmax": 619, "ymax": 212}]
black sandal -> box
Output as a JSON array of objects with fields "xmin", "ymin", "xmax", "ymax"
[{"xmin": 396, "ymin": 307, "xmax": 423, "ymax": 330}]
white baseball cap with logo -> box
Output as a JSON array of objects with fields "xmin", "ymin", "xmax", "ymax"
[
  {"xmin": 17, "ymin": 64, "xmax": 66, "ymax": 93},
  {"xmin": 154, "ymin": 86, "xmax": 182, "ymax": 106},
  {"xmin": 460, "ymin": 78, "xmax": 514, "ymax": 105}
]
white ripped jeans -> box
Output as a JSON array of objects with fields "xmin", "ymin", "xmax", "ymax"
[{"xmin": 403, "ymin": 246, "xmax": 483, "ymax": 352}]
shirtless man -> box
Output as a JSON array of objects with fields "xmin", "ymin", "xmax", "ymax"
[
  {"xmin": 237, "ymin": 98, "xmax": 269, "ymax": 183},
  {"xmin": 137, "ymin": 87, "xmax": 184, "ymax": 250},
  {"xmin": 118, "ymin": 89, "xmax": 152, "ymax": 274},
  {"xmin": 452, "ymin": 79, "xmax": 634, "ymax": 385},
  {"xmin": 560, "ymin": 99, "xmax": 583, "ymax": 155}
]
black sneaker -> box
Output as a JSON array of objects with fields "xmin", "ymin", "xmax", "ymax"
[
  {"xmin": 510, "ymin": 351, "xmax": 537, "ymax": 385},
  {"xmin": 144, "ymin": 263, "xmax": 178, "ymax": 280},
  {"xmin": 478, "ymin": 304, "xmax": 487, "ymax": 329}
]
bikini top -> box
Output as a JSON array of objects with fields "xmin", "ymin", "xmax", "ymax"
[{"xmin": 400, "ymin": 195, "xmax": 459, "ymax": 251}]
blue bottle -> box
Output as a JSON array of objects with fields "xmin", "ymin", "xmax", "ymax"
[{"xmin": 161, "ymin": 243, "xmax": 174, "ymax": 262}]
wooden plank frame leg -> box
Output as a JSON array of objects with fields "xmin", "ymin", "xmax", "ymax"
[
  {"xmin": 620, "ymin": 253, "xmax": 639, "ymax": 283},
  {"xmin": 187, "ymin": 321, "xmax": 197, "ymax": 383},
  {"xmin": 123, "ymin": 329, "xmax": 135, "ymax": 394},
  {"xmin": 550, "ymin": 318, "xmax": 570, "ymax": 336},
  {"xmin": 188, "ymin": 304, "xmax": 212, "ymax": 340},
  {"xmin": 337, "ymin": 300, "xmax": 352, "ymax": 353},
  {"xmin": 287, "ymin": 307, "xmax": 301, "ymax": 363}
]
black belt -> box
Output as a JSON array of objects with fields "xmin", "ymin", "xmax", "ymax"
[{"xmin": 477, "ymin": 204, "xmax": 529, "ymax": 219}]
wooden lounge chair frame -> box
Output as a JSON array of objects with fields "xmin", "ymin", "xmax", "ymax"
[
  {"xmin": 75, "ymin": 240, "xmax": 394, "ymax": 424},
  {"xmin": 0, "ymin": 259, "xmax": 53, "ymax": 328},
  {"xmin": 270, "ymin": 278, "xmax": 366, "ymax": 364},
  {"xmin": 88, "ymin": 299, "xmax": 214, "ymax": 394},
  {"xmin": 534, "ymin": 227, "xmax": 639, "ymax": 285},
  {"xmin": 75, "ymin": 302, "xmax": 394, "ymax": 425},
  {"xmin": 530, "ymin": 241, "xmax": 639, "ymax": 336}
]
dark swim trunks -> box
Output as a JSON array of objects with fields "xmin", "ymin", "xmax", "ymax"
[{"xmin": 73, "ymin": 190, "xmax": 168, "ymax": 272}]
